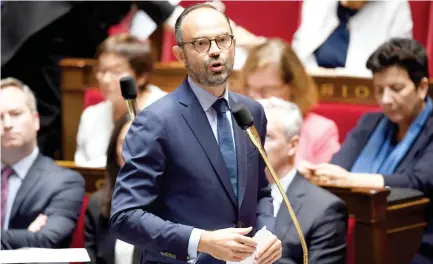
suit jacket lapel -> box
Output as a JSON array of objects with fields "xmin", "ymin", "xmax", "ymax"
[
  {"xmin": 229, "ymin": 93, "xmax": 248, "ymax": 209},
  {"xmin": 176, "ymin": 80, "xmax": 238, "ymax": 208},
  {"xmin": 10, "ymin": 154, "xmax": 44, "ymax": 221},
  {"xmin": 275, "ymin": 172, "xmax": 305, "ymax": 240}
]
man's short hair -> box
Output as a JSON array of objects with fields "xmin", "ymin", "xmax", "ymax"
[
  {"xmin": 366, "ymin": 38, "xmax": 429, "ymax": 87},
  {"xmin": 174, "ymin": 3, "xmax": 233, "ymax": 46},
  {"xmin": 1, "ymin": 77, "xmax": 37, "ymax": 112},
  {"xmin": 258, "ymin": 97, "xmax": 303, "ymax": 140}
]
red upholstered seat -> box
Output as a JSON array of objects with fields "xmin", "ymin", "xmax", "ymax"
[
  {"xmin": 84, "ymin": 88, "xmax": 105, "ymax": 109},
  {"xmin": 70, "ymin": 195, "xmax": 90, "ymax": 249},
  {"xmin": 312, "ymin": 103, "xmax": 381, "ymax": 143},
  {"xmin": 347, "ymin": 215, "xmax": 356, "ymax": 264},
  {"xmin": 69, "ymin": 195, "xmax": 90, "ymax": 263}
]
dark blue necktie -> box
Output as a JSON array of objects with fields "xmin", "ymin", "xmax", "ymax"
[{"xmin": 213, "ymin": 98, "xmax": 238, "ymax": 198}]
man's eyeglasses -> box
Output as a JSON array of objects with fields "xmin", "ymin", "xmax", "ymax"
[{"xmin": 180, "ymin": 34, "xmax": 234, "ymax": 53}]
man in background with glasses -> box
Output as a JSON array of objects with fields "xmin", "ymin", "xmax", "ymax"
[{"xmin": 110, "ymin": 3, "xmax": 281, "ymax": 264}]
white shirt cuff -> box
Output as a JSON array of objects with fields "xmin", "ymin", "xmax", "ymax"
[{"xmin": 187, "ymin": 228, "xmax": 204, "ymax": 261}]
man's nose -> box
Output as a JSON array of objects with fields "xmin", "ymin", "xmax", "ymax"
[
  {"xmin": 2, "ymin": 114, "xmax": 13, "ymax": 130},
  {"xmin": 208, "ymin": 40, "xmax": 221, "ymax": 57}
]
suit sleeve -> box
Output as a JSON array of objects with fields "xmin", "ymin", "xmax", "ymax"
[
  {"xmin": 255, "ymin": 105, "xmax": 276, "ymax": 233},
  {"xmin": 383, "ymin": 138, "xmax": 433, "ymax": 197},
  {"xmin": 109, "ymin": 109, "xmax": 194, "ymax": 262},
  {"xmin": 84, "ymin": 194, "xmax": 100, "ymax": 264},
  {"xmin": 134, "ymin": 1, "xmax": 176, "ymax": 26},
  {"xmin": 307, "ymin": 199, "xmax": 348, "ymax": 264},
  {"xmin": 1, "ymin": 171, "xmax": 85, "ymax": 249},
  {"xmin": 330, "ymin": 115, "xmax": 371, "ymax": 169}
]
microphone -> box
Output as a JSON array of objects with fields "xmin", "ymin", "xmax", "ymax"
[
  {"xmin": 232, "ymin": 105, "xmax": 309, "ymax": 264},
  {"xmin": 120, "ymin": 76, "xmax": 138, "ymax": 119}
]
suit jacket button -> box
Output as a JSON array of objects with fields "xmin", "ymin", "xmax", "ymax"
[{"xmin": 237, "ymin": 221, "xmax": 245, "ymax": 228}]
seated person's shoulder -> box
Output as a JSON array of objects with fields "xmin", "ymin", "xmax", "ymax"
[
  {"xmin": 304, "ymin": 177, "xmax": 346, "ymax": 214},
  {"xmin": 78, "ymin": 101, "xmax": 112, "ymax": 129},
  {"xmin": 42, "ymin": 156, "xmax": 85, "ymax": 185},
  {"xmin": 81, "ymin": 100, "xmax": 111, "ymax": 119},
  {"xmin": 305, "ymin": 112, "xmax": 337, "ymax": 130},
  {"xmin": 303, "ymin": 113, "xmax": 339, "ymax": 141},
  {"xmin": 356, "ymin": 111, "xmax": 384, "ymax": 127}
]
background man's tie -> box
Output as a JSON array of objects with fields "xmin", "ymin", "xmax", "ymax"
[{"xmin": 1, "ymin": 166, "xmax": 14, "ymax": 227}]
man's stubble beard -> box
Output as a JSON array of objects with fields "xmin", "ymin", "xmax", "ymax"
[{"xmin": 185, "ymin": 54, "xmax": 234, "ymax": 87}]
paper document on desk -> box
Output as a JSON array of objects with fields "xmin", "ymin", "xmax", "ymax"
[
  {"xmin": 0, "ymin": 248, "xmax": 90, "ymax": 263},
  {"xmin": 227, "ymin": 226, "xmax": 275, "ymax": 264}
]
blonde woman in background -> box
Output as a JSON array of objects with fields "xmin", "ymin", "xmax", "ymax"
[{"xmin": 242, "ymin": 38, "xmax": 340, "ymax": 165}]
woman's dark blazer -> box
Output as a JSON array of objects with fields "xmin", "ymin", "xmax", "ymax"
[
  {"xmin": 84, "ymin": 191, "xmax": 142, "ymax": 264},
  {"xmin": 330, "ymin": 111, "xmax": 433, "ymax": 254}
]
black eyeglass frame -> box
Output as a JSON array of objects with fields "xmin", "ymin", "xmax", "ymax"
[{"xmin": 179, "ymin": 34, "xmax": 235, "ymax": 53}]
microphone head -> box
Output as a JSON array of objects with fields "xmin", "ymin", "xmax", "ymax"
[
  {"xmin": 120, "ymin": 76, "xmax": 138, "ymax": 100},
  {"xmin": 232, "ymin": 104, "xmax": 254, "ymax": 130}
]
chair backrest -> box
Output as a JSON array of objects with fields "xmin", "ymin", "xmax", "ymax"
[
  {"xmin": 70, "ymin": 195, "xmax": 90, "ymax": 250},
  {"xmin": 84, "ymin": 88, "xmax": 105, "ymax": 109},
  {"xmin": 347, "ymin": 215, "xmax": 356, "ymax": 264},
  {"xmin": 312, "ymin": 103, "xmax": 381, "ymax": 143}
]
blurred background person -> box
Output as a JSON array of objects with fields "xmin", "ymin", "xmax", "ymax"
[
  {"xmin": 84, "ymin": 115, "xmax": 138, "ymax": 264},
  {"xmin": 1, "ymin": 77, "xmax": 84, "ymax": 249},
  {"xmin": 242, "ymin": 38, "xmax": 340, "ymax": 165},
  {"xmin": 299, "ymin": 38, "xmax": 433, "ymax": 264},
  {"xmin": 74, "ymin": 34, "xmax": 166, "ymax": 168},
  {"xmin": 292, "ymin": 0, "xmax": 413, "ymax": 76},
  {"xmin": 259, "ymin": 97, "xmax": 347, "ymax": 264}
]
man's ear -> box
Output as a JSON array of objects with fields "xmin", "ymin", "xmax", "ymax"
[
  {"xmin": 287, "ymin": 135, "xmax": 299, "ymax": 157},
  {"xmin": 173, "ymin": 46, "xmax": 186, "ymax": 66},
  {"xmin": 33, "ymin": 111, "xmax": 40, "ymax": 132}
]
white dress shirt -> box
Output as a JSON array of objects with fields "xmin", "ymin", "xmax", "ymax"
[
  {"xmin": 271, "ymin": 168, "xmax": 297, "ymax": 217},
  {"xmin": 1, "ymin": 147, "xmax": 39, "ymax": 230},
  {"xmin": 292, "ymin": 0, "xmax": 413, "ymax": 76},
  {"xmin": 114, "ymin": 239, "xmax": 135, "ymax": 264},
  {"xmin": 186, "ymin": 76, "xmax": 235, "ymax": 263}
]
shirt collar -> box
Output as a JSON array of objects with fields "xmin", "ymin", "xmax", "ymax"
[
  {"xmin": 187, "ymin": 76, "xmax": 230, "ymax": 112},
  {"xmin": 271, "ymin": 167, "xmax": 297, "ymax": 200},
  {"xmin": 1, "ymin": 147, "xmax": 39, "ymax": 180}
]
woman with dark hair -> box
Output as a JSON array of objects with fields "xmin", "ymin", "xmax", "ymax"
[
  {"xmin": 74, "ymin": 34, "xmax": 166, "ymax": 167},
  {"xmin": 84, "ymin": 114, "xmax": 140, "ymax": 264},
  {"xmin": 300, "ymin": 38, "xmax": 433, "ymax": 263}
]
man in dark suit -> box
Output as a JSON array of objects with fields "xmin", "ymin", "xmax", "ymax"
[
  {"xmin": 259, "ymin": 97, "xmax": 347, "ymax": 264},
  {"xmin": 1, "ymin": 1, "xmax": 176, "ymax": 158},
  {"xmin": 110, "ymin": 4, "xmax": 282, "ymax": 264},
  {"xmin": 0, "ymin": 77, "xmax": 85, "ymax": 249}
]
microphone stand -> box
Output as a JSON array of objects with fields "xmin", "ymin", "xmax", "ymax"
[
  {"xmin": 125, "ymin": 99, "xmax": 138, "ymax": 119},
  {"xmin": 245, "ymin": 126, "xmax": 309, "ymax": 264}
]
